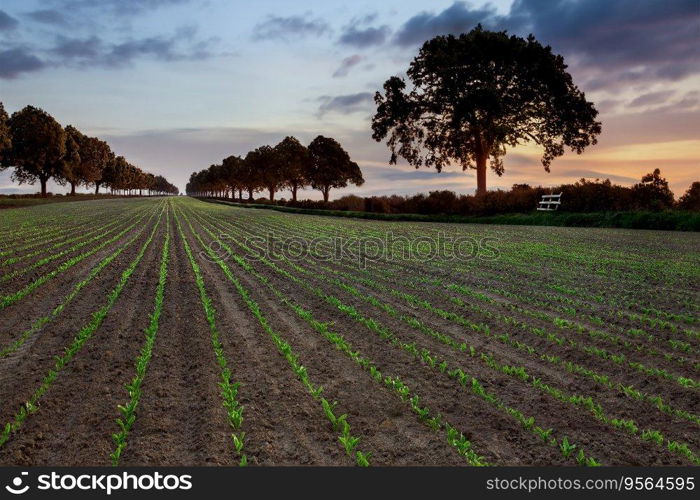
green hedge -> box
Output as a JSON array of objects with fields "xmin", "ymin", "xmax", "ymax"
[{"xmin": 203, "ymin": 199, "xmax": 700, "ymax": 231}]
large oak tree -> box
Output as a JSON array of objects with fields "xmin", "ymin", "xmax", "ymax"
[
  {"xmin": 61, "ymin": 126, "xmax": 82, "ymax": 195},
  {"xmin": 371, "ymin": 26, "xmax": 601, "ymax": 195},
  {"xmin": 307, "ymin": 135, "xmax": 364, "ymax": 202},
  {"xmin": 3, "ymin": 106, "xmax": 67, "ymax": 197},
  {"xmin": 274, "ymin": 136, "xmax": 310, "ymax": 202},
  {"xmin": 222, "ymin": 155, "xmax": 245, "ymax": 200},
  {"xmin": 246, "ymin": 145, "xmax": 283, "ymax": 201}
]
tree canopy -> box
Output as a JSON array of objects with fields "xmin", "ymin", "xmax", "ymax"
[
  {"xmin": 61, "ymin": 126, "xmax": 83, "ymax": 195},
  {"xmin": 371, "ymin": 26, "xmax": 601, "ymax": 195},
  {"xmin": 274, "ymin": 136, "xmax": 310, "ymax": 202},
  {"xmin": 187, "ymin": 135, "xmax": 362, "ymax": 203},
  {"xmin": 246, "ymin": 145, "xmax": 283, "ymax": 201},
  {"xmin": 0, "ymin": 103, "xmax": 177, "ymax": 196},
  {"xmin": 307, "ymin": 135, "xmax": 364, "ymax": 202},
  {"xmin": 3, "ymin": 106, "xmax": 67, "ymax": 197}
]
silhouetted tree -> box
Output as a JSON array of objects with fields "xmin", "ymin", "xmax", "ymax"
[
  {"xmin": 246, "ymin": 145, "xmax": 283, "ymax": 201},
  {"xmin": 76, "ymin": 136, "xmax": 114, "ymax": 194},
  {"xmin": 4, "ymin": 106, "xmax": 66, "ymax": 197},
  {"xmin": 222, "ymin": 155, "xmax": 244, "ymax": 199},
  {"xmin": 307, "ymin": 135, "xmax": 364, "ymax": 202},
  {"xmin": 632, "ymin": 168, "xmax": 674, "ymax": 210},
  {"xmin": 0, "ymin": 103, "xmax": 10, "ymax": 163},
  {"xmin": 275, "ymin": 136, "xmax": 310, "ymax": 202},
  {"xmin": 678, "ymin": 182, "xmax": 700, "ymax": 211},
  {"xmin": 372, "ymin": 26, "xmax": 601, "ymax": 195},
  {"xmin": 61, "ymin": 126, "xmax": 82, "ymax": 195}
]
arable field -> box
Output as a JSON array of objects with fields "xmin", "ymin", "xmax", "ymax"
[{"xmin": 0, "ymin": 197, "xmax": 698, "ymax": 466}]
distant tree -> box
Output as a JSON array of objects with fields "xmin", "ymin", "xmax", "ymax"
[
  {"xmin": 145, "ymin": 172, "xmax": 156, "ymax": 195},
  {"xmin": 222, "ymin": 155, "xmax": 244, "ymax": 199},
  {"xmin": 93, "ymin": 144, "xmax": 116, "ymax": 195},
  {"xmin": 371, "ymin": 26, "xmax": 601, "ymax": 195},
  {"xmin": 3, "ymin": 106, "xmax": 66, "ymax": 197},
  {"xmin": 307, "ymin": 135, "xmax": 364, "ymax": 202},
  {"xmin": 246, "ymin": 145, "xmax": 282, "ymax": 201},
  {"xmin": 61, "ymin": 127, "xmax": 82, "ymax": 195},
  {"xmin": 632, "ymin": 168, "xmax": 674, "ymax": 210},
  {"xmin": 274, "ymin": 136, "xmax": 310, "ymax": 202},
  {"xmin": 0, "ymin": 102, "xmax": 10, "ymax": 163},
  {"xmin": 106, "ymin": 155, "xmax": 128, "ymax": 194},
  {"xmin": 678, "ymin": 182, "xmax": 700, "ymax": 211},
  {"xmin": 75, "ymin": 136, "xmax": 114, "ymax": 194}
]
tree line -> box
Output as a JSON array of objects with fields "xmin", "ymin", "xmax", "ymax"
[
  {"xmin": 186, "ymin": 135, "xmax": 364, "ymax": 202},
  {"xmin": 0, "ymin": 103, "xmax": 178, "ymax": 197},
  {"xmin": 291, "ymin": 169, "xmax": 699, "ymax": 216}
]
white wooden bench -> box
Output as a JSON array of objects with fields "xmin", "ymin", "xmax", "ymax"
[{"xmin": 537, "ymin": 193, "xmax": 562, "ymax": 211}]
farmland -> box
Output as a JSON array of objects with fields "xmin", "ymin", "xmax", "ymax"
[{"xmin": 0, "ymin": 196, "xmax": 698, "ymax": 466}]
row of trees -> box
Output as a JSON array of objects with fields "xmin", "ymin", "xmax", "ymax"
[
  {"xmin": 0, "ymin": 103, "xmax": 178, "ymax": 197},
  {"xmin": 186, "ymin": 135, "xmax": 364, "ymax": 202}
]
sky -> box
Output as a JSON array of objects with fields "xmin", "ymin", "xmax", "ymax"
[{"xmin": 0, "ymin": 0, "xmax": 698, "ymax": 199}]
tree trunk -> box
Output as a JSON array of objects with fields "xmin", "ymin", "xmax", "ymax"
[
  {"xmin": 269, "ymin": 187, "xmax": 275, "ymax": 202},
  {"xmin": 238, "ymin": 189, "xmax": 243, "ymax": 201},
  {"xmin": 323, "ymin": 187, "xmax": 330, "ymax": 203},
  {"xmin": 476, "ymin": 153, "xmax": 488, "ymax": 196},
  {"xmin": 291, "ymin": 184, "xmax": 298, "ymax": 202},
  {"xmin": 70, "ymin": 182, "xmax": 76, "ymax": 195},
  {"xmin": 248, "ymin": 188, "xmax": 254, "ymax": 201},
  {"xmin": 40, "ymin": 178, "xmax": 48, "ymax": 198}
]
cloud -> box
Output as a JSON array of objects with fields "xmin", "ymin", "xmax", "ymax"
[
  {"xmin": 333, "ymin": 54, "xmax": 363, "ymax": 78},
  {"xmin": 107, "ymin": 36, "xmax": 191, "ymax": 66},
  {"xmin": 252, "ymin": 14, "xmax": 330, "ymax": 41},
  {"xmin": 556, "ymin": 169, "xmax": 638, "ymax": 184},
  {"xmin": 317, "ymin": 92, "xmax": 374, "ymax": 116},
  {"xmin": 638, "ymin": 91, "xmax": 700, "ymax": 114},
  {"xmin": 41, "ymin": 27, "xmax": 219, "ymax": 70},
  {"xmin": 51, "ymin": 36, "xmax": 102, "ymax": 59},
  {"xmin": 596, "ymin": 99, "xmax": 623, "ymax": 114},
  {"xmin": 26, "ymin": 9, "xmax": 67, "ymax": 26},
  {"xmin": 370, "ymin": 168, "xmax": 467, "ymax": 182},
  {"xmin": 45, "ymin": 0, "xmax": 191, "ymax": 16},
  {"xmin": 394, "ymin": 2, "xmax": 501, "ymax": 47},
  {"xmin": 508, "ymin": 0, "xmax": 697, "ymax": 70},
  {"xmin": 0, "ymin": 48, "xmax": 45, "ymax": 78},
  {"xmin": 0, "ymin": 9, "xmax": 19, "ymax": 30},
  {"xmin": 629, "ymin": 90, "xmax": 676, "ymax": 108},
  {"xmin": 338, "ymin": 25, "xmax": 390, "ymax": 48},
  {"xmin": 391, "ymin": 1, "xmax": 699, "ymax": 92}
]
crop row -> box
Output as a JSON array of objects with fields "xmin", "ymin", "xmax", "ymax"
[
  {"xmin": 0, "ymin": 204, "xmax": 163, "ymax": 358},
  {"xmin": 178, "ymin": 207, "xmax": 487, "ymax": 465},
  {"xmin": 191, "ymin": 205, "xmax": 698, "ymax": 464},
  {"xmin": 238, "ymin": 211, "xmax": 698, "ymax": 349},
  {"xmin": 0, "ymin": 208, "xmax": 147, "ymax": 283},
  {"xmin": 226, "ymin": 212, "xmax": 698, "ymax": 379},
  {"xmin": 175, "ymin": 207, "xmax": 372, "ymax": 466},
  {"xmin": 208, "ymin": 210, "xmax": 700, "ymax": 404},
  {"xmin": 0, "ymin": 207, "xmax": 153, "ymax": 310},
  {"xmin": 0, "ymin": 203, "xmax": 163, "ymax": 448},
  {"xmin": 0, "ymin": 205, "xmax": 138, "ymax": 262},
  {"xmin": 245, "ymin": 211, "xmax": 698, "ymax": 334},
  {"xmin": 111, "ymin": 208, "xmax": 171, "ymax": 465},
  {"xmin": 184, "ymin": 205, "xmax": 600, "ymax": 465}
]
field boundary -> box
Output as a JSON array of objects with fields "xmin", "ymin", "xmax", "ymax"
[{"xmin": 200, "ymin": 198, "xmax": 700, "ymax": 231}]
